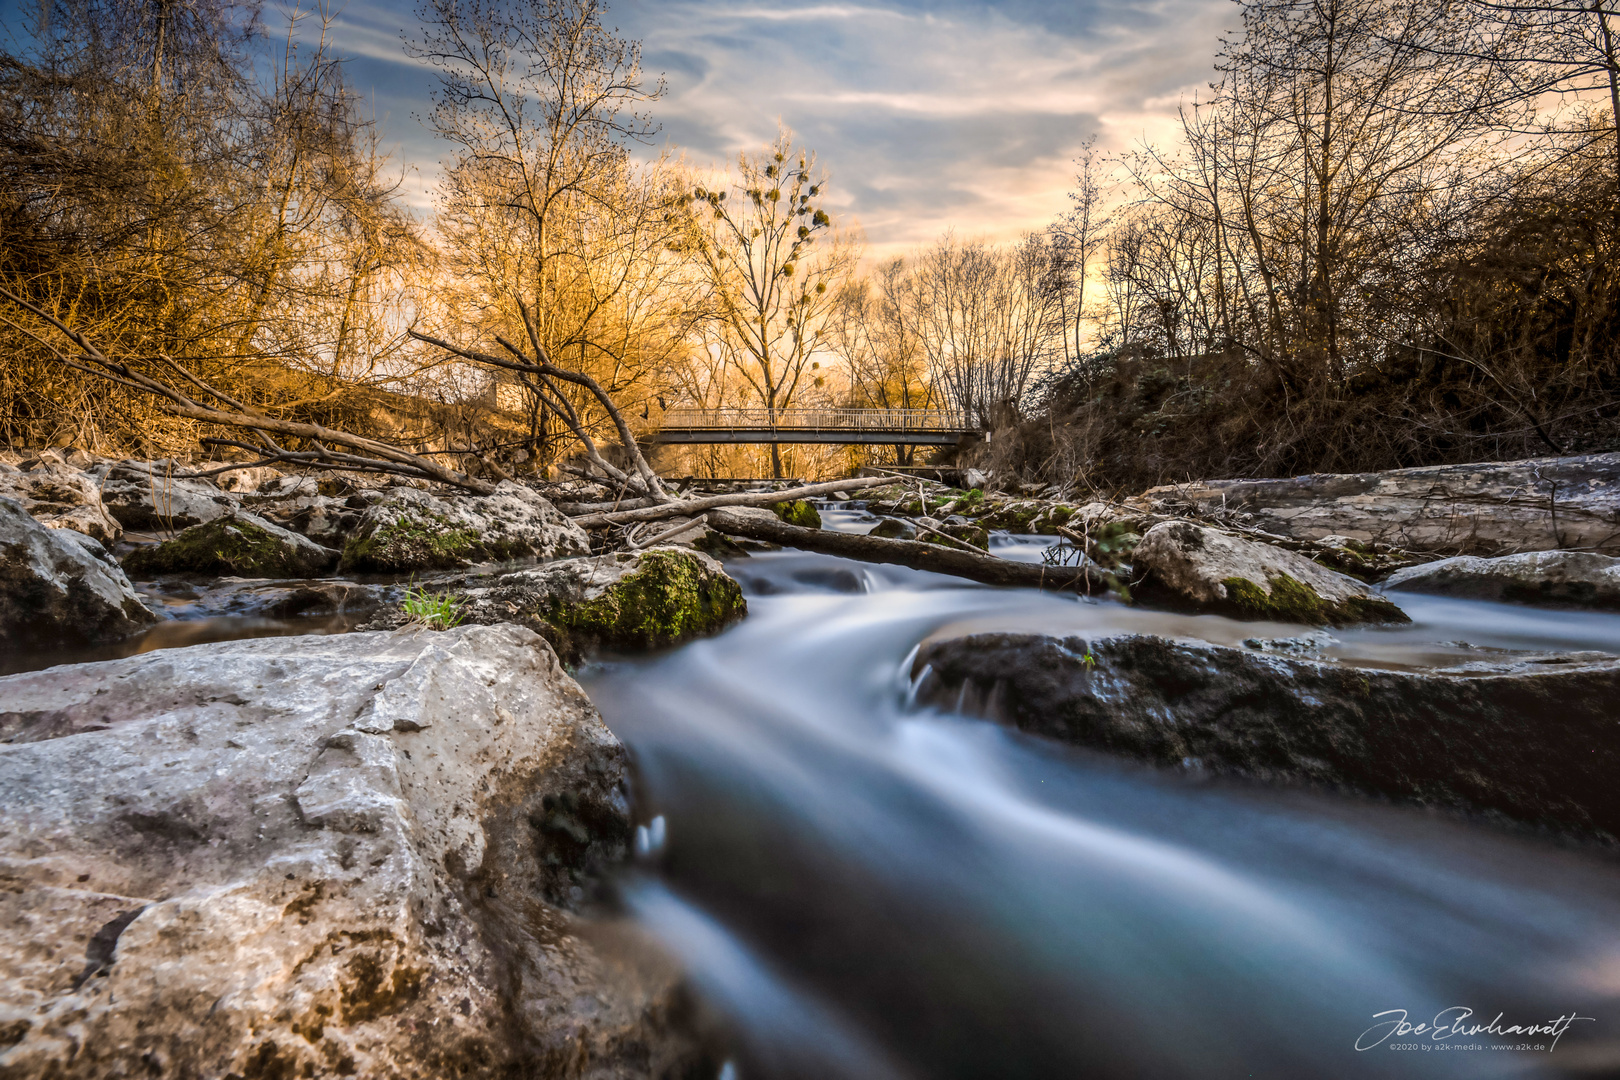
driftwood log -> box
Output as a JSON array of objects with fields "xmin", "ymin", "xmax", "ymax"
[
  {"xmin": 706, "ymin": 508, "xmax": 1107, "ymax": 593},
  {"xmin": 567, "ymin": 477, "xmax": 893, "ymax": 529}
]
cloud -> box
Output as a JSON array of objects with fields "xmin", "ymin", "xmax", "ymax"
[
  {"xmin": 0, "ymin": 0, "xmax": 1235, "ymax": 258},
  {"xmin": 611, "ymin": 0, "xmax": 1232, "ymax": 257}
]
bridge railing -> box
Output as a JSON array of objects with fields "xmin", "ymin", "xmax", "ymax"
[{"xmin": 659, "ymin": 407, "xmax": 973, "ymax": 431}]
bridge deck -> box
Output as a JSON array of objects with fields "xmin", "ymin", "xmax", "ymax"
[{"xmin": 654, "ymin": 407, "xmax": 978, "ymax": 445}]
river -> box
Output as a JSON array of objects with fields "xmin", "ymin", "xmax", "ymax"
[{"xmin": 579, "ymin": 506, "xmax": 1620, "ymax": 1079}]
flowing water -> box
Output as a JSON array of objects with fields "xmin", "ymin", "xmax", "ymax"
[
  {"xmin": 17, "ymin": 507, "xmax": 1620, "ymax": 1077},
  {"xmin": 581, "ymin": 507, "xmax": 1620, "ymax": 1079}
]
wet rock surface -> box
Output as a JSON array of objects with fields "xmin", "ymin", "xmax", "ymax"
[
  {"xmin": 0, "ymin": 625, "xmax": 700, "ymax": 1079},
  {"xmin": 340, "ymin": 482, "xmax": 590, "ymax": 573},
  {"xmin": 1385, "ymin": 550, "xmax": 1620, "ymax": 610},
  {"xmin": 1143, "ymin": 451, "xmax": 1620, "ymax": 555},
  {"xmin": 0, "ymin": 497, "xmax": 155, "ymax": 645},
  {"xmin": 121, "ymin": 512, "xmax": 339, "ymax": 578},
  {"xmin": 1132, "ymin": 520, "xmax": 1409, "ymax": 625},
  {"xmin": 914, "ymin": 631, "xmax": 1620, "ymax": 841}
]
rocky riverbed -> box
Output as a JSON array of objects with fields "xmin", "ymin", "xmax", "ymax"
[{"xmin": 7, "ymin": 446, "xmax": 1620, "ymax": 1075}]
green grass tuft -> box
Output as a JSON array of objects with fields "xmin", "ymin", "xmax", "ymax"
[{"xmin": 400, "ymin": 583, "xmax": 466, "ymax": 630}]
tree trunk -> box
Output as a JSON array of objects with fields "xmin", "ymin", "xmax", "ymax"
[{"xmin": 707, "ymin": 508, "xmax": 1106, "ymax": 593}]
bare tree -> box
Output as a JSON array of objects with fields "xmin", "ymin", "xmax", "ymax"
[
  {"xmin": 409, "ymin": 0, "xmax": 685, "ymax": 487},
  {"xmin": 686, "ymin": 129, "xmax": 855, "ymax": 478}
]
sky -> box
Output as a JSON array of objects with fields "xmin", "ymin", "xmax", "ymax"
[
  {"xmin": 0, "ymin": 0, "xmax": 1236, "ymax": 260},
  {"xmin": 317, "ymin": 0, "xmax": 1235, "ymax": 259}
]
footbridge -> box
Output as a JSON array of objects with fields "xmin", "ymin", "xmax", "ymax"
[{"xmin": 654, "ymin": 407, "xmax": 980, "ymax": 445}]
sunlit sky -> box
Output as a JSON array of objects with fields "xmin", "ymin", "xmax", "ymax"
[{"xmin": 1, "ymin": 0, "xmax": 1236, "ymax": 259}]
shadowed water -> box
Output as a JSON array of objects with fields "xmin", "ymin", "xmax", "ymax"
[{"xmin": 582, "ymin": 531, "xmax": 1620, "ymax": 1079}]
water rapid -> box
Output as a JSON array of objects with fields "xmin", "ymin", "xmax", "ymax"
[{"xmin": 581, "ymin": 512, "xmax": 1620, "ymax": 1080}]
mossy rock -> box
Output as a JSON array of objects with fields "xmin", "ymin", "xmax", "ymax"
[
  {"xmin": 920, "ymin": 523, "xmax": 990, "ymax": 550},
  {"xmin": 1088, "ymin": 521, "xmax": 1141, "ymax": 570},
  {"xmin": 542, "ymin": 549, "xmax": 747, "ymax": 662},
  {"xmin": 1219, "ymin": 573, "xmax": 1408, "ymax": 626},
  {"xmin": 869, "ymin": 517, "xmax": 915, "ymax": 540},
  {"xmin": 692, "ymin": 529, "xmax": 755, "ymax": 558},
  {"xmin": 341, "ymin": 508, "xmax": 480, "ymax": 573},
  {"xmin": 770, "ymin": 500, "xmax": 822, "ymax": 529},
  {"xmin": 123, "ymin": 515, "xmax": 337, "ymax": 578}
]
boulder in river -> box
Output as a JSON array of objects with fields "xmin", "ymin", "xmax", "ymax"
[
  {"xmin": 1142, "ymin": 451, "xmax": 1620, "ymax": 554},
  {"xmin": 770, "ymin": 499, "xmax": 821, "ymax": 529},
  {"xmin": 448, "ymin": 547, "xmax": 747, "ymax": 664},
  {"xmin": 0, "ymin": 625, "xmax": 698, "ymax": 1078},
  {"xmin": 0, "ymin": 497, "xmax": 156, "ymax": 644},
  {"xmin": 94, "ymin": 460, "xmax": 240, "ymax": 531},
  {"xmin": 868, "ymin": 517, "xmax": 916, "ymax": 540},
  {"xmin": 340, "ymin": 482, "xmax": 589, "ymax": 573},
  {"xmin": 122, "ymin": 512, "xmax": 339, "ymax": 578},
  {"xmin": 0, "ymin": 457, "xmax": 122, "ymax": 545},
  {"xmin": 1384, "ymin": 550, "xmax": 1620, "ymax": 610},
  {"xmin": 913, "ymin": 631, "xmax": 1620, "ymax": 841},
  {"xmin": 1133, "ymin": 520, "xmax": 1408, "ymax": 625}
]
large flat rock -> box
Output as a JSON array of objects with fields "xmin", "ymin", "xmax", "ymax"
[
  {"xmin": 1132, "ymin": 520, "xmax": 1407, "ymax": 625},
  {"xmin": 1142, "ymin": 452, "xmax": 1620, "ymax": 554},
  {"xmin": 1385, "ymin": 550, "xmax": 1620, "ymax": 609},
  {"xmin": 913, "ymin": 631, "xmax": 1620, "ymax": 841},
  {"xmin": 0, "ymin": 626, "xmax": 695, "ymax": 1078}
]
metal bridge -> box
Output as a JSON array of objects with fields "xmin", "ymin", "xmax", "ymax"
[{"xmin": 654, "ymin": 407, "xmax": 979, "ymax": 445}]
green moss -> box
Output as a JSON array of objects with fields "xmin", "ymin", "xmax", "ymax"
[
  {"xmin": 692, "ymin": 529, "xmax": 754, "ymax": 558},
  {"xmin": 1089, "ymin": 521, "xmax": 1141, "ymax": 569},
  {"xmin": 770, "ymin": 499, "xmax": 822, "ymax": 529},
  {"xmin": 545, "ymin": 550, "xmax": 747, "ymax": 660},
  {"xmin": 920, "ymin": 523, "xmax": 989, "ymax": 550},
  {"xmin": 980, "ymin": 502, "xmax": 1041, "ymax": 532},
  {"xmin": 869, "ymin": 517, "xmax": 914, "ymax": 539},
  {"xmin": 340, "ymin": 506, "xmax": 480, "ymax": 573},
  {"xmin": 1219, "ymin": 573, "xmax": 1409, "ymax": 626},
  {"xmin": 122, "ymin": 516, "xmax": 331, "ymax": 577}
]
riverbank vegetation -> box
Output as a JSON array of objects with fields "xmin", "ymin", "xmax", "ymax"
[{"xmin": 5, "ymin": 0, "xmax": 1620, "ymax": 491}]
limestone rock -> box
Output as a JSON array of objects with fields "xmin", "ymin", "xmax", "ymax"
[
  {"xmin": 0, "ymin": 625, "xmax": 696, "ymax": 1078},
  {"xmin": 1142, "ymin": 452, "xmax": 1620, "ymax": 554},
  {"xmin": 913, "ymin": 631, "xmax": 1620, "ymax": 841},
  {"xmin": 0, "ymin": 459, "xmax": 121, "ymax": 545},
  {"xmin": 0, "ymin": 497, "xmax": 156, "ymax": 645},
  {"xmin": 1133, "ymin": 520, "xmax": 1408, "ymax": 625},
  {"xmin": 213, "ymin": 466, "xmax": 284, "ymax": 493},
  {"xmin": 94, "ymin": 460, "xmax": 240, "ymax": 531},
  {"xmin": 439, "ymin": 547, "xmax": 747, "ymax": 664},
  {"xmin": 122, "ymin": 512, "xmax": 339, "ymax": 579},
  {"xmin": 1385, "ymin": 550, "xmax": 1620, "ymax": 609},
  {"xmin": 250, "ymin": 492, "xmax": 363, "ymax": 546},
  {"xmin": 340, "ymin": 482, "xmax": 589, "ymax": 573}
]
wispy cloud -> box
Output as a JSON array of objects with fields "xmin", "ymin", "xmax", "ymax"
[
  {"xmin": 619, "ymin": 0, "xmax": 1232, "ymax": 257},
  {"xmin": 0, "ymin": 0, "xmax": 1235, "ymax": 255}
]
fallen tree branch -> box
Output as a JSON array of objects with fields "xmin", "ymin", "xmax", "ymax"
[
  {"xmin": 630, "ymin": 514, "xmax": 710, "ymax": 550},
  {"xmin": 910, "ymin": 517, "xmax": 986, "ymax": 553},
  {"xmin": 706, "ymin": 508, "xmax": 1107, "ymax": 592},
  {"xmin": 410, "ymin": 301, "xmax": 670, "ymax": 502},
  {"xmin": 568, "ymin": 476, "xmax": 894, "ymax": 529},
  {"xmin": 0, "ymin": 287, "xmax": 498, "ymax": 494}
]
